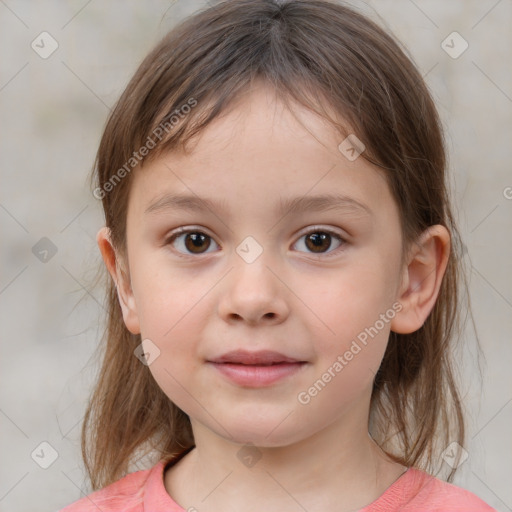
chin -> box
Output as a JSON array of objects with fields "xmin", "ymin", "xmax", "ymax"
[{"xmin": 214, "ymin": 416, "xmax": 309, "ymax": 449}]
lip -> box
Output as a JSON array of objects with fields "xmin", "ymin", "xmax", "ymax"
[
  {"xmin": 207, "ymin": 350, "xmax": 307, "ymax": 387},
  {"xmin": 208, "ymin": 349, "xmax": 303, "ymax": 365}
]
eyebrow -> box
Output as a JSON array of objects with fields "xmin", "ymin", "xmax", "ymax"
[{"xmin": 144, "ymin": 192, "xmax": 373, "ymax": 218}]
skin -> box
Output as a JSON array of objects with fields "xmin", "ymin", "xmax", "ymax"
[{"xmin": 98, "ymin": 83, "xmax": 450, "ymax": 512}]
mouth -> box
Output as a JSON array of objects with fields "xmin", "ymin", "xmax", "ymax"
[
  {"xmin": 208, "ymin": 349, "xmax": 305, "ymax": 365},
  {"xmin": 207, "ymin": 350, "xmax": 308, "ymax": 387}
]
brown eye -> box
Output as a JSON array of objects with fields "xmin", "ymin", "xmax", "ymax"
[
  {"xmin": 294, "ymin": 229, "xmax": 345, "ymax": 256},
  {"xmin": 306, "ymin": 232, "xmax": 330, "ymax": 253},
  {"xmin": 168, "ymin": 229, "xmax": 218, "ymax": 255},
  {"xmin": 184, "ymin": 232, "xmax": 211, "ymax": 253}
]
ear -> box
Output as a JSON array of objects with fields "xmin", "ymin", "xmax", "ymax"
[
  {"xmin": 390, "ymin": 225, "xmax": 450, "ymax": 334},
  {"xmin": 96, "ymin": 227, "xmax": 141, "ymax": 335}
]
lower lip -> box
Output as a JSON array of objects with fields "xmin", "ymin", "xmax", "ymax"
[{"xmin": 208, "ymin": 362, "xmax": 306, "ymax": 387}]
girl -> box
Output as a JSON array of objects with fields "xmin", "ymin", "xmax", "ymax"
[{"xmin": 61, "ymin": 0, "xmax": 496, "ymax": 510}]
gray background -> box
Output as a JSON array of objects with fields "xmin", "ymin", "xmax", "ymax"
[{"xmin": 0, "ymin": 1, "xmax": 511, "ymax": 511}]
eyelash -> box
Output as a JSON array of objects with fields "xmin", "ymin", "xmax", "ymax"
[{"xmin": 165, "ymin": 226, "xmax": 348, "ymax": 259}]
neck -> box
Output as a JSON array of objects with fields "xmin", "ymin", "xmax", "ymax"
[{"xmin": 164, "ymin": 407, "xmax": 406, "ymax": 512}]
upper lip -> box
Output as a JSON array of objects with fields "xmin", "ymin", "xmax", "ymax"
[{"xmin": 208, "ymin": 350, "xmax": 304, "ymax": 365}]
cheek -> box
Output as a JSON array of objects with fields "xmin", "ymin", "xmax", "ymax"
[
  {"xmin": 138, "ymin": 298, "xmax": 208, "ymax": 415},
  {"xmin": 305, "ymin": 258, "xmax": 395, "ymax": 342},
  {"xmin": 300, "ymin": 258, "xmax": 395, "ymax": 392},
  {"xmin": 131, "ymin": 251, "xmax": 207, "ymax": 338},
  {"xmin": 130, "ymin": 260, "xmax": 214, "ymax": 406}
]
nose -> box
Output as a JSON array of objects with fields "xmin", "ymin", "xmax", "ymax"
[{"xmin": 217, "ymin": 254, "xmax": 290, "ymax": 326}]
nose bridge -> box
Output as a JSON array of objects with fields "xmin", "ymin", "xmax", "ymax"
[
  {"xmin": 217, "ymin": 234, "xmax": 289, "ymax": 324},
  {"xmin": 232, "ymin": 234, "xmax": 278, "ymax": 293}
]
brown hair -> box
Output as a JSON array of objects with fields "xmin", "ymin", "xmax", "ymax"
[{"xmin": 82, "ymin": 0, "xmax": 473, "ymax": 490}]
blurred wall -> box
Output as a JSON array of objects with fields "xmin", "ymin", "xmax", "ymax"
[{"xmin": 0, "ymin": 1, "xmax": 511, "ymax": 511}]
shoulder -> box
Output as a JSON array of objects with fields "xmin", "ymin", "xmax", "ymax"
[
  {"xmin": 58, "ymin": 462, "xmax": 161, "ymax": 512},
  {"xmin": 401, "ymin": 468, "xmax": 497, "ymax": 512}
]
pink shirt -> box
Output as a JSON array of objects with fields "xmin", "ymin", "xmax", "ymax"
[{"xmin": 59, "ymin": 453, "xmax": 496, "ymax": 512}]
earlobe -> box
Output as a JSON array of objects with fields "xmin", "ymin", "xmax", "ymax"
[
  {"xmin": 390, "ymin": 225, "xmax": 450, "ymax": 334},
  {"xmin": 96, "ymin": 227, "xmax": 141, "ymax": 335}
]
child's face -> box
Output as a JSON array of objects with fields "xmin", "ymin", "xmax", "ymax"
[{"xmin": 115, "ymin": 84, "xmax": 406, "ymax": 446}]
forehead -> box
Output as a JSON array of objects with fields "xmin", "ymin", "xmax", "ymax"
[{"xmin": 128, "ymin": 84, "xmax": 395, "ymax": 222}]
